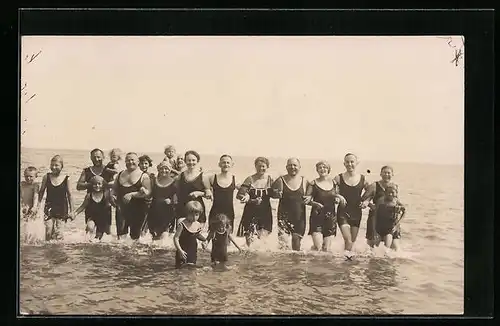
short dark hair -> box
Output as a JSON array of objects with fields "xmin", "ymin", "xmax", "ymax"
[
  {"xmin": 184, "ymin": 150, "xmax": 201, "ymax": 162},
  {"xmin": 90, "ymin": 148, "xmax": 104, "ymax": 156},
  {"xmin": 138, "ymin": 155, "xmax": 153, "ymax": 167},
  {"xmin": 254, "ymin": 156, "xmax": 270, "ymax": 168}
]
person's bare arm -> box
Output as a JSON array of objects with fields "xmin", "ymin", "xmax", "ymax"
[
  {"xmin": 202, "ymin": 173, "xmax": 213, "ymax": 200},
  {"xmin": 31, "ymin": 183, "xmax": 40, "ymax": 211},
  {"xmin": 37, "ymin": 174, "xmax": 48, "ymax": 210},
  {"xmin": 133, "ymin": 174, "xmax": 151, "ymax": 199},
  {"xmin": 74, "ymin": 194, "xmax": 90, "ymax": 216},
  {"xmin": 228, "ymin": 232, "xmax": 242, "ymax": 251},
  {"xmin": 66, "ymin": 177, "xmax": 75, "ymax": 215},
  {"xmin": 236, "ymin": 176, "xmax": 252, "ymax": 201},
  {"xmin": 173, "ymin": 221, "xmax": 185, "ymax": 253},
  {"xmin": 76, "ymin": 170, "xmax": 89, "ymax": 191}
]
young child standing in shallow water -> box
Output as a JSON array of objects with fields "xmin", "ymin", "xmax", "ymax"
[
  {"xmin": 174, "ymin": 201, "xmax": 208, "ymax": 269},
  {"xmin": 74, "ymin": 175, "xmax": 113, "ymax": 241},
  {"xmin": 204, "ymin": 214, "xmax": 242, "ymax": 268},
  {"xmin": 333, "ymin": 153, "xmax": 369, "ymax": 258},
  {"xmin": 37, "ymin": 155, "xmax": 75, "ymax": 241},
  {"xmin": 372, "ymin": 183, "xmax": 406, "ymax": 251},
  {"xmin": 21, "ymin": 166, "xmax": 40, "ymax": 220}
]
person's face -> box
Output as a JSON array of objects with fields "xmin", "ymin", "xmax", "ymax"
[
  {"xmin": 92, "ymin": 179, "xmax": 104, "ymax": 192},
  {"xmin": 110, "ymin": 152, "xmax": 120, "ymax": 162},
  {"xmin": 187, "ymin": 212, "xmax": 200, "ymax": 222},
  {"xmin": 316, "ymin": 163, "xmax": 330, "ymax": 177},
  {"xmin": 177, "ymin": 157, "xmax": 186, "ymax": 169},
  {"xmin": 24, "ymin": 170, "xmax": 37, "ymax": 184},
  {"xmin": 125, "ymin": 154, "xmax": 138, "ymax": 171},
  {"xmin": 91, "ymin": 151, "xmax": 103, "ymax": 167},
  {"xmin": 344, "ymin": 155, "xmax": 358, "ymax": 172},
  {"xmin": 219, "ymin": 156, "xmax": 233, "ymax": 172},
  {"xmin": 385, "ymin": 188, "xmax": 397, "ymax": 201},
  {"xmin": 139, "ymin": 160, "xmax": 150, "ymax": 173},
  {"xmin": 286, "ymin": 159, "xmax": 300, "ymax": 176},
  {"xmin": 380, "ymin": 168, "xmax": 394, "ymax": 182},
  {"xmin": 254, "ymin": 161, "xmax": 268, "ymax": 175},
  {"xmin": 50, "ymin": 161, "xmax": 63, "ymax": 174},
  {"xmin": 157, "ymin": 165, "xmax": 171, "ymax": 177},
  {"xmin": 166, "ymin": 149, "xmax": 175, "ymax": 159},
  {"xmin": 185, "ymin": 154, "xmax": 198, "ymax": 169}
]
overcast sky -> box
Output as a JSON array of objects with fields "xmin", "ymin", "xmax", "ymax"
[{"xmin": 21, "ymin": 36, "xmax": 464, "ymax": 165}]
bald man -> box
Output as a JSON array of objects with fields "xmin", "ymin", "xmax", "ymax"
[{"xmin": 271, "ymin": 158, "xmax": 310, "ymax": 251}]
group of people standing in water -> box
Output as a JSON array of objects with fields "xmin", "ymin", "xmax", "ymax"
[{"xmin": 20, "ymin": 145, "xmax": 406, "ymax": 266}]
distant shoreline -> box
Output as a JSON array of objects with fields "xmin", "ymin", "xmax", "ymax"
[{"xmin": 20, "ymin": 146, "xmax": 463, "ymax": 167}]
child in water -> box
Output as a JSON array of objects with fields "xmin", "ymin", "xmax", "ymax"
[
  {"xmin": 74, "ymin": 175, "xmax": 114, "ymax": 241},
  {"xmin": 138, "ymin": 155, "xmax": 155, "ymax": 236},
  {"xmin": 174, "ymin": 201, "xmax": 208, "ymax": 268},
  {"xmin": 37, "ymin": 155, "xmax": 75, "ymax": 241},
  {"xmin": 372, "ymin": 183, "xmax": 406, "ymax": 251},
  {"xmin": 203, "ymin": 214, "xmax": 242, "ymax": 268},
  {"xmin": 105, "ymin": 148, "xmax": 123, "ymax": 181},
  {"xmin": 21, "ymin": 166, "xmax": 40, "ymax": 220}
]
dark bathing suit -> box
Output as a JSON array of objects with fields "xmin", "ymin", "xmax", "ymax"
[
  {"xmin": 374, "ymin": 203, "xmax": 402, "ymax": 239},
  {"xmin": 308, "ymin": 181, "xmax": 337, "ymax": 237},
  {"xmin": 209, "ymin": 175, "xmax": 236, "ymax": 231},
  {"xmin": 337, "ymin": 174, "xmax": 365, "ymax": 228},
  {"xmin": 83, "ymin": 166, "xmax": 114, "ymax": 232},
  {"xmin": 366, "ymin": 181, "xmax": 386, "ymax": 240},
  {"xmin": 44, "ymin": 174, "xmax": 69, "ymax": 220},
  {"xmin": 237, "ymin": 176, "xmax": 273, "ymax": 237},
  {"xmin": 115, "ymin": 171, "xmax": 148, "ymax": 240},
  {"xmin": 85, "ymin": 193, "xmax": 112, "ymax": 238},
  {"xmin": 277, "ymin": 177, "xmax": 306, "ymax": 237},
  {"xmin": 211, "ymin": 228, "xmax": 229, "ymax": 263},
  {"xmin": 148, "ymin": 178, "xmax": 177, "ymax": 238},
  {"xmin": 175, "ymin": 220, "xmax": 202, "ymax": 268},
  {"xmin": 177, "ymin": 172, "xmax": 207, "ymax": 224}
]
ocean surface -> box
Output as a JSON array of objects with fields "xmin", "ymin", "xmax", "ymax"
[{"xmin": 19, "ymin": 147, "xmax": 464, "ymax": 315}]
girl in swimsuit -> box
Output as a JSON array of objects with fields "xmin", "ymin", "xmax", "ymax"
[
  {"xmin": 304, "ymin": 161, "xmax": 347, "ymax": 252},
  {"xmin": 204, "ymin": 213, "xmax": 242, "ymax": 268},
  {"xmin": 236, "ymin": 157, "xmax": 274, "ymax": 247},
  {"xmin": 148, "ymin": 161, "xmax": 177, "ymax": 240},
  {"xmin": 175, "ymin": 150, "xmax": 212, "ymax": 229},
  {"xmin": 111, "ymin": 152, "xmax": 152, "ymax": 240},
  {"xmin": 174, "ymin": 201, "xmax": 208, "ymax": 268},
  {"xmin": 37, "ymin": 155, "xmax": 75, "ymax": 241},
  {"xmin": 372, "ymin": 184, "xmax": 406, "ymax": 251},
  {"xmin": 74, "ymin": 175, "xmax": 113, "ymax": 241},
  {"xmin": 138, "ymin": 155, "xmax": 155, "ymax": 235},
  {"xmin": 271, "ymin": 158, "xmax": 309, "ymax": 251},
  {"xmin": 333, "ymin": 153, "xmax": 370, "ymax": 258},
  {"xmin": 208, "ymin": 155, "xmax": 240, "ymax": 232}
]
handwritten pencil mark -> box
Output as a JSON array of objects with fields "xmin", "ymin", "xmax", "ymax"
[
  {"xmin": 437, "ymin": 36, "xmax": 464, "ymax": 67},
  {"xmin": 25, "ymin": 50, "xmax": 42, "ymax": 64}
]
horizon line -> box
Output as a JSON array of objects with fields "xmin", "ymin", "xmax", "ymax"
[{"xmin": 19, "ymin": 145, "xmax": 464, "ymax": 167}]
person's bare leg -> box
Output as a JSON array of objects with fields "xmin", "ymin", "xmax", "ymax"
[
  {"xmin": 322, "ymin": 235, "xmax": 333, "ymax": 252},
  {"xmin": 291, "ymin": 234, "xmax": 302, "ymax": 251},
  {"xmin": 339, "ymin": 224, "xmax": 353, "ymax": 251},
  {"xmin": 312, "ymin": 232, "xmax": 323, "ymax": 251}
]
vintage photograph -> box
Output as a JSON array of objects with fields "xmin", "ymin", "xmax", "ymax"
[{"xmin": 20, "ymin": 35, "xmax": 464, "ymax": 315}]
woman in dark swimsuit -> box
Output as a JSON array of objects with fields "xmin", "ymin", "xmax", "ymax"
[
  {"xmin": 175, "ymin": 150, "xmax": 212, "ymax": 228},
  {"xmin": 304, "ymin": 161, "xmax": 347, "ymax": 251},
  {"xmin": 112, "ymin": 152, "xmax": 152, "ymax": 240},
  {"xmin": 272, "ymin": 158, "xmax": 309, "ymax": 251},
  {"xmin": 174, "ymin": 201, "xmax": 207, "ymax": 268},
  {"xmin": 148, "ymin": 161, "xmax": 177, "ymax": 240},
  {"xmin": 333, "ymin": 153, "xmax": 369, "ymax": 257},
  {"xmin": 208, "ymin": 155, "xmax": 238, "ymax": 232},
  {"xmin": 236, "ymin": 157, "xmax": 274, "ymax": 247}
]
